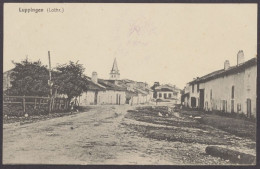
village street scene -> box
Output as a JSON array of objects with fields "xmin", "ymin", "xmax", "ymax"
[{"xmin": 3, "ymin": 3, "xmax": 257, "ymax": 165}]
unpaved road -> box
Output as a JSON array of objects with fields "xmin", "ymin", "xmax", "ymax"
[{"xmin": 3, "ymin": 105, "xmax": 254, "ymax": 165}]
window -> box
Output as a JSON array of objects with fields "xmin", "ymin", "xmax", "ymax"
[
  {"xmin": 231, "ymin": 86, "xmax": 235, "ymax": 99},
  {"xmin": 210, "ymin": 89, "xmax": 212, "ymax": 99},
  {"xmin": 164, "ymin": 93, "xmax": 167, "ymax": 99},
  {"xmin": 159, "ymin": 93, "xmax": 162, "ymax": 98},
  {"xmin": 168, "ymin": 93, "xmax": 172, "ymax": 98},
  {"xmin": 192, "ymin": 84, "xmax": 194, "ymax": 93},
  {"xmin": 197, "ymin": 84, "xmax": 199, "ymax": 93}
]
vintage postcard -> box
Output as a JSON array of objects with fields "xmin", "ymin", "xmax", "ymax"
[{"xmin": 3, "ymin": 3, "xmax": 257, "ymax": 165}]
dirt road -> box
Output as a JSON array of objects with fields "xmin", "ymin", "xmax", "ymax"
[{"xmin": 3, "ymin": 105, "xmax": 253, "ymax": 165}]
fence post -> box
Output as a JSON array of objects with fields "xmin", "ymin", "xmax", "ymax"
[
  {"xmin": 23, "ymin": 95, "xmax": 26, "ymax": 114},
  {"xmin": 34, "ymin": 98, "xmax": 37, "ymax": 109},
  {"xmin": 51, "ymin": 98, "xmax": 54, "ymax": 111},
  {"xmin": 48, "ymin": 97, "xmax": 52, "ymax": 113},
  {"xmin": 58, "ymin": 98, "xmax": 61, "ymax": 110}
]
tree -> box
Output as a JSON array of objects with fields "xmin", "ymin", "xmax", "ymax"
[
  {"xmin": 9, "ymin": 59, "xmax": 49, "ymax": 96},
  {"xmin": 53, "ymin": 61, "xmax": 88, "ymax": 102},
  {"xmin": 151, "ymin": 82, "xmax": 160, "ymax": 98}
]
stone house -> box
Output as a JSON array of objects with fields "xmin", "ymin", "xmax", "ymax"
[
  {"xmin": 184, "ymin": 50, "xmax": 257, "ymax": 118},
  {"xmin": 78, "ymin": 72, "xmax": 126, "ymax": 106},
  {"xmin": 154, "ymin": 84, "xmax": 181, "ymax": 104}
]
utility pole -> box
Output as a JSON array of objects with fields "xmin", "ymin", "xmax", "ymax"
[
  {"xmin": 48, "ymin": 51, "xmax": 53, "ymax": 113},
  {"xmin": 48, "ymin": 51, "xmax": 53, "ymax": 96}
]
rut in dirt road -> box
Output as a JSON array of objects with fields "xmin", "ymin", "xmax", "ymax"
[{"xmin": 3, "ymin": 105, "xmax": 245, "ymax": 165}]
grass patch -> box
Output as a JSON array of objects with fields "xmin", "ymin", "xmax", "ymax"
[
  {"xmin": 125, "ymin": 106, "xmax": 256, "ymax": 145},
  {"xmin": 3, "ymin": 106, "xmax": 92, "ymax": 124},
  {"xmin": 197, "ymin": 115, "xmax": 256, "ymax": 140},
  {"xmin": 124, "ymin": 123, "xmax": 231, "ymax": 145}
]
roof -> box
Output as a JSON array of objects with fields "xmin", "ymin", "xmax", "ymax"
[
  {"xmin": 85, "ymin": 77, "xmax": 126, "ymax": 91},
  {"xmin": 155, "ymin": 84, "xmax": 179, "ymax": 93},
  {"xmin": 98, "ymin": 79, "xmax": 126, "ymax": 91},
  {"xmin": 189, "ymin": 57, "xmax": 257, "ymax": 84},
  {"xmin": 85, "ymin": 77, "xmax": 106, "ymax": 91}
]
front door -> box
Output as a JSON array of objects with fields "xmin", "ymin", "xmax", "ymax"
[
  {"xmin": 247, "ymin": 99, "xmax": 251, "ymax": 118},
  {"xmin": 191, "ymin": 97, "xmax": 196, "ymax": 108},
  {"xmin": 199, "ymin": 89, "xmax": 204, "ymax": 109},
  {"xmin": 231, "ymin": 100, "xmax": 234, "ymax": 113},
  {"xmin": 94, "ymin": 91, "xmax": 98, "ymax": 105},
  {"xmin": 116, "ymin": 94, "xmax": 118, "ymax": 105}
]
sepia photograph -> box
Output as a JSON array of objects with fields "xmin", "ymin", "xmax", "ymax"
[{"xmin": 2, "ymin": 2, "xmax": 258, "ymax": 165}]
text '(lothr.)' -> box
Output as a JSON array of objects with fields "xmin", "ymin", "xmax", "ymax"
[{"xmin": 19, "ymin": 7, "xmax": 64, "ymax": 13}]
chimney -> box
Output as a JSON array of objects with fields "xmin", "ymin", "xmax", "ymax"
[
  {"xmin": 237, "ymin": 50, "xmax": 244, "ymax": 65},
  {"xmin": 91, "ymin": 71, "xmax": 98, "ymax": 83},
  {"xmin": 224, "ymin": 60, "xmax": 230, "ymax": 70}
]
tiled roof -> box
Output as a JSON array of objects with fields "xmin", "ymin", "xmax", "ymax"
[
  {"xmin": 155, "ymin": 84, "xmax": 179, "ymax": 93},
  {"xmin": 189, "ymin": 57, "xmax": 257, "ymax": 84},
  {"xmin": 85, "ymin": 77, "xmax": 106, "ymax": 91},
  {"xmin": 98, "ymin": 79, "xmax": 126, "ymax": 91}
]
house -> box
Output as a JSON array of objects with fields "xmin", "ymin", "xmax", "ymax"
[
  {"xmin": 78, "ymin": 58, "xmax": 153, "ymax": 106},
  {"xmin": 181, "ymin": 83, "xmax": 190, "ymax": 107},
  {"xmin": 78, "ymin": 71, "xmax": 126, "ymax": 105},
  {"xmin": 116, "ymin": 79, "xmax": 153, "ymax": 105},
  {"xmin": 153, "ymin": 84, "xmax": 182, "ymax": 104},
  {"xmin": 3, "ymin": 69, "xmax": 13, "ymax": 92},
  {"xmin": 184, "ymin": 50, "xmax": 257, "ymax": 118}
]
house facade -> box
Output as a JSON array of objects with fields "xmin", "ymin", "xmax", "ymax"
[
  {"xmin": 3, "ymin": 70, "xmax": 13, "ymax": 92},
  {"xmin": 78, "ymin": 72, "xmax": 126, "ymax": 106},
  {"xmin": 183, "ymin": 51, "xmax": 257, "ymax": 118},
  {"xmin": 79, "ymin": 59, "xmax": 153, "ymax": 106},
  {"xmin": 153, "ymin": 84, "xmax": 181, "ymax": 104},
  {"xmin": 117, "ymin": 79, "xmax": 153, "ymax": 105}
]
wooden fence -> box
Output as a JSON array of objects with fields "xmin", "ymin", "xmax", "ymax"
[{"xmin": 3, "ymin": 95, "xmax": 70, "ymax": 115}]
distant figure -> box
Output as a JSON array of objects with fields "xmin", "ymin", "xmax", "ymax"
[
  {"xmin": 70, "ymin": 98, "xmax": 79, "ymax": 114},
  {"xmin": 70, "ymin": 100, "xmax": 75, "ymax": 114},
  {"xmin": 158, "ymin": 112, "xmax": 163, "ymax": 117}
]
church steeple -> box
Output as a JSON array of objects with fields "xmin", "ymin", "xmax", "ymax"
[
  {"xmin": 110, "ymin": 58, "xmax": 120, "ymax": 80},
  {"xmin": 111, "ymin": 58, "xmax": 119, "ymax": 72}
]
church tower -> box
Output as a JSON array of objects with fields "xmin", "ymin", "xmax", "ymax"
[{"xmin": 109, "ymin": 58, "xmax": 120, "ymax": 80}]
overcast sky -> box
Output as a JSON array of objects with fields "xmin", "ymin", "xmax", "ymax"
[{"xmin": 4, "ymin": 3, "xmax": 257, "ymax": 88}]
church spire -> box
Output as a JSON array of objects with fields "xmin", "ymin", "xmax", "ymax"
[
  {"xmin": 109, "ymin": 58, "xmax": 120, "ymax": 80},
  {"xmin": 111, "ymin": 58, "xmax": 119, "ymax": 72}
]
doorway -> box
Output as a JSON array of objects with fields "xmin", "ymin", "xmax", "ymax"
[
  {"xmin": 231, "ymin": 100, "xmax": 234, "ymax": 113},
  {"xmin": 199, "ymin": 89, "xmax": 204, "ymax": 109},
  {"xmin": 191, "ymin": 97, "xmax": 196, "ymax": 108},
  {"xmin": 94, "ymin": 91, "xmax": 98, "ymax": 105},
  {"xmin": 247, "ymin": 99, "xmax": 251, "ymax": 118}
]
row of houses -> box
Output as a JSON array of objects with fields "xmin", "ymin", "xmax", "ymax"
[
  {"xmin": 3, "ymin": 57, "xmax": 182, "ymax": 106},
  {"xmin": 182, "ymin": 50, "xmax": 257, "ymax": 118},
  {"xmin": 78, "ymin": 72, "xmax": 154, "ymax": 106}
]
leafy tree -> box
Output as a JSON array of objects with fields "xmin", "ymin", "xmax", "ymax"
[
  {"xmin": 151, "ymin": 82, "xmax": 160, "ymax": 98},
  {"xmin": 9, "ymin": 59, "xmax": 49, "ymax": 96},
  {"xmin": 53, "ymin": 61, "xmax": 88, "ymax": 101}
]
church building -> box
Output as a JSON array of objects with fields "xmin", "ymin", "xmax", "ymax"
[{"xmin": 109, "ymin": 58, "xmax": 120, "ymax": 80}]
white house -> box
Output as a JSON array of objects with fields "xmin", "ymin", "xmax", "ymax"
[
  {"xmin": 154, "ymin": 84, "xmax": 181, "ymax": 104},
  {"xmin": 78, "ymin": 72, "xmax": 126, "ymax": 106},
  {"xmin": 183, "ymin": 50, "xmax": 257, "ymax": 118}
]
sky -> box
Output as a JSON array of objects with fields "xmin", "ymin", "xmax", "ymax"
[{"xmin": 4, "ymin": 3, "xmax": 257, "ymax": 88}]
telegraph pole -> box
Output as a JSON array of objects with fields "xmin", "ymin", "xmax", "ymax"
[
  {"xmin": 48, "ymin": 51, "xmax": 53, "ymax": 113},
  {"xmin": 48, "ymin": 51, "xmax": 53, "ymax": 96}
]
